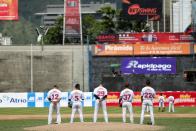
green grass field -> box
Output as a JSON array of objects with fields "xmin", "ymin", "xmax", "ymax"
[{"xmin": 0, "ymin": 107, "xmax": 195, "ymax": 131}]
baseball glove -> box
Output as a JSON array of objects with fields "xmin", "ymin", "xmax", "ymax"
[
  {"xmin": 68, "ymin": 101, "xmax": 72, "ymax": 108},
  {"xmin": 48, "ymin": 98, "xmax": 51, "ymax": 102}
]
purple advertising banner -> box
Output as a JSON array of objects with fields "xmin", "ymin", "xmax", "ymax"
[{"xmin": 121, "ymin": 57, "xmax": 176, "ymax": 74}]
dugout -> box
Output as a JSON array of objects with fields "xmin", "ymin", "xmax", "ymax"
[{"xmin": 184, "ymin": 69, "xmax": 196, "ymax": 82}]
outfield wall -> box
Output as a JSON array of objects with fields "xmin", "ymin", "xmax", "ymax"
[
  {"xmin": 0, "ymin": 91, "xmax": 195, "ymax": 108},
  {"xmin": 0, "ymin": 46, "xmax": 89, "ymax": 92}
]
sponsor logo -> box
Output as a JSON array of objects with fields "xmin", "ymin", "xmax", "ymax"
[
  {"xmin": 2, "ymin": 95, "xmax": 27, "ymax": 103},
  {"xmin": 85, "ymin": 96, "xmax": 91, "ymax": 100},
  {"xmin": 95, "ymin": 45, "xmax": 105, "ymax": 53},
  {"xmin": 128, "ymin": 4, "xmax": 157, "ymax": 16},
  {"xmin": 28, "ymin": 97, "xmax": 35, "ymax": 102},
  {"xmin": 2, "ymin": 95, "xmax": 10, "ymax": 101},
  {"xmin": 10, "ymin": 98, "xmax": 27, "ymax": 103},
  {"xmin": 96, "ymin": 35, "xmax": 117, "ymax": 43},
  {"xmin": 37, "ymin": 97, "xmax": 43, "ymax": 101},
  {"xmin": 105, "ymin": 45, "xmax": 133, "ymax": 51},
  {"xmin": 126, "ymin": 60, "xmax": 172, "ymax": 71},
  {"xmin": 44, "ymin": 96, "xmax": 49, "ymax": 102},
  {"xmin": 61, "ymin": 97, "xmax": 67, "ymax": 100}
]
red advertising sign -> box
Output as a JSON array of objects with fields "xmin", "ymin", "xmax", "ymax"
[
  {"xmin": 107, "ymin": 91, "xmax": 196, "ymax": 107},
  {"xmin": 0, "ymin": 0, "xmax": 18, "ymax": 20},
  {"xmin": 119, "ymin": 33, "xmax": 195, "ymax": 43},
  {"xmin": 65, "ymin": 0, "xmax": 81, "ymax": 36},
  {"xmin": 121, "ymin": 0, "xmax": 162, "ymax": 21},
  {"xmin": 96, "ymin": 33, "xmax": 195, "ymax": 44},
  {"xmin": 96, "ymin": 34, "xmax": 118, "ymax": 43}
]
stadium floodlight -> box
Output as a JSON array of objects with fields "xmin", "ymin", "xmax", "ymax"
[
  {"xmin": 35, "ymin": 26, "xmax": 49, "ymax": 51},
  {"xmin": 37, "ymin": 34, "xmax": 42, "ymax": 43}
]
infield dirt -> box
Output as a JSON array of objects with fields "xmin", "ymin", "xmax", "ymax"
[{"xmin": 24, "ymin": 122, "xmax": 164, "ymax": 131}]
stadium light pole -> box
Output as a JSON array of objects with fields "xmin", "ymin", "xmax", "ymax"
[
  {"xmin": 79, "ymin": 0, "xmax": 85, "ymax": 91},
  {"xmin": 63, "ymin": 0, "xmax": 66, "ymax": 46},
  {"xmin": 39, "ymin": 25, "xmax": 49, "ymax": 51},
  {"xmin": 163, "ymin": 0, "xmax": 166, "ymax": 32},
  {"xmin": 86, "ymin": 35, "xmax": 90, "ymax": 91},
  {"xmin": 30, "ymin": 43, "xmax": 33, "ymax": 92}
]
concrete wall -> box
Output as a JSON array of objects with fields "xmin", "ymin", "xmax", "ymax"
[{"xmin": 0, "ymin": 45, "xmax": 89, "ymax": 92}]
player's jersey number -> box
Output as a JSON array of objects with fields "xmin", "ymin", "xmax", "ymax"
[
  {"xmin": 97, "ymin": 91, "xmax": 105, "ymax": 97},
  {"xmin": 122, "ymin": 94, "xmax": 131, "ymax": 101},
  {"xmin": 143, "ymin": 92, "xmax": 153, "ymax": 99},
  {"xmin": 51, "ymin": 93, "xmax": 59, "ymax": 100},
  {"xmin": 74, "ymin": 95, "xmax": 80, "ymax": 101}
]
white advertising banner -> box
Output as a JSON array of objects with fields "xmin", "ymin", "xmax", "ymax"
[
  {"xmin": 60, "ymin": 92, "xmax": 68, "ymax": 107},
  {"xmin": 35, "ymin": 93, "xmax": 44, "ymax": 107},
  {"xmin": 83, "ymin": 92, "xmax": 93, "ymax": 107},
  {"xmin": 0, "ymin": 93, "xmax": 27, "ymax": 107}
]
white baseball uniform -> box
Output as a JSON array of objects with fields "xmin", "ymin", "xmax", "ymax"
[
  {"xmin": 168, "ymin": 96, "xmax": 175, "ymax": 112},
  {"xmin": 140, "ymin": 86, "xmax": 156, "ymax": 125},
  {"xmin": 120, "ymin": 88, "xmax": 134, "ymax": 123},
  {"xmin": 158, "ymin": 96, "xmax": 165, "ymax": 108},
  {"xmin": 47, "ymin": 88, "xmax": 62, "ymax": 124},
  {"xmin": 146, "ymin": 105, "xmax": 149, "ymax": 112},
  {"xmin": 69, "ymin": 89, "xmax": 84, "ymax": 123},
  {"xmin": 93, "ymin": 84, "xmax": 108, "ymax": 123}
]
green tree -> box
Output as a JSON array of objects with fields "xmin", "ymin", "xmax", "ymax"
[
  {"xmin": 97, "ymin": 6, "xmax": 117, "ymax": 34},
  {"xmin": 1, "ymin": 17, "xmax": 37, "ymax": 45},
  {"xmin": 44, "ymin": 17, "xmax": 63, "ymax": 45},
  {"xmin": 117, "ymin": 10, "xmax": 148, "ymax": 32},
  {"xmin": 82, "ymin": 15, "xmax": 104, "ymax": 44}
]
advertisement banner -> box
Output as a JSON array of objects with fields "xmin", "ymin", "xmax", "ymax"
[
  {"xmin": 0, "ymin": 0, "xmax": 18, "ymax": 20},
  {"xmin": 121, "ymin": 0, "xmax": 162, "ymax": 21},
  {"xmin": 134, "ymin": 43, "xmax": 191, "ymax": 55},
  {"xmin": 83, "ymin": 92, "xmax": 93, "ymax": 107},
  {"xmin": 60, "ymin": 92, "xmax": 68, "ymax": 107},
  {"xmin": 93, "ymin": 44, "xmax": 134, "ymax": 56},
  {"xmin": 27, "ymin": 92, "xmax": 35, "ymax": 107},
  {"xmin": 96, "ymin": 34, "xmax": 119, "ymax": 43},
  {"xmin": 0, "ymin": 92, "xmax": 195, "ymax": 107},
  {"xmin": 107, "ymin": 92, "xmax": 120, "ymax": 106},
  {"xmin": 93, "ymin": 43, "xmax": 191, "ymax": 56},
  {"xmin": 121, "ymin": 57, "xmax": 176, "ymax": 74},
  {"xmin": 35, "ymin": 92, "xmax": 44, "ymax": 107},
  {"xmin": 106, "ymin": 92, "xmax": 196, "ymax": 107},
  {"xmin": 65, "ymin": 0, "xmax": 81, "ymax": 37},
  {"xmin": 0, "ymin": 93, "xmax": 27, "ymax": 107},
  {"xmin": 119, "ymin": 33, "xmax": 195, "ymax": 43}
]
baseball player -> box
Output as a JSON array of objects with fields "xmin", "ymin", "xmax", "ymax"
[
  {"xmin": 47, "ymin": 85, "xmax": 62, "ymax": 125},
  {"xmin": 140, "ymin": 80, "xmax": 156, "ymax": 125},
  {"xmin": 93, "ymin": 83, "xmax": 108, "ymax": 123},
  {"xmin": 168, "ymin": 96, "xmax": 175, "ymax": 112},
  {"xmin": 69, "ymin": 83, "xmax": 84, "ymax": 123},
  {"xmin": 119, "ymin": 83, "xmax": 134, "ymax": 123},
  {"xmin": 158, "ymin": 93, "xmax": 165, "ymax": 112}
]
